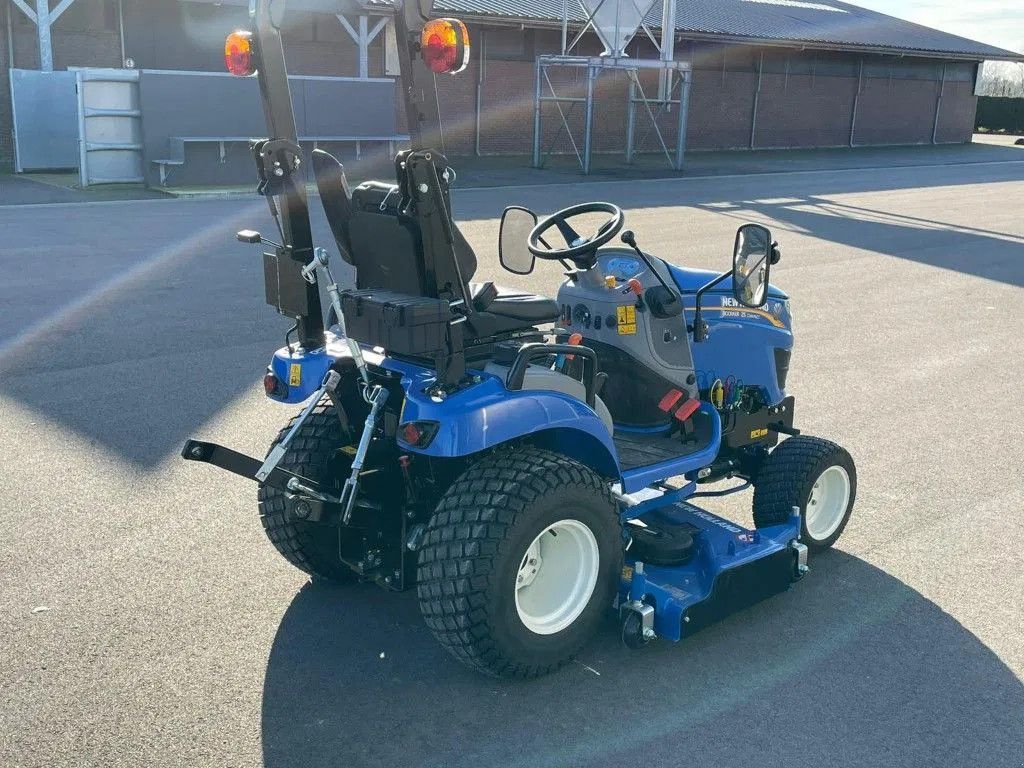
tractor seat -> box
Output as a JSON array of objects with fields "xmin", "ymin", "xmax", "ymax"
[{"xmin": 470, "ymin": 282, "xmax": 559, "ymax": 324}]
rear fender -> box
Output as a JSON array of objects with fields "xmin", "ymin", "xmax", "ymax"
[{"xmin": 399, "ymin": 374, "xmax": 620, "ymax": 477}]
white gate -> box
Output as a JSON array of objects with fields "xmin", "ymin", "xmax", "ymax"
[
  {"xmin": 75, "ymin": 69, "xmax": 144, "ymax": 186},
  {"xmin": 9, "ymin": 69, "xmax": 78, "ymax": 172}
]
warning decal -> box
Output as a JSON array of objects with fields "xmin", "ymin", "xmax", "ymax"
[{"xmin": 617, "ymin": 305, "xmax": 637, "ymax": 335}]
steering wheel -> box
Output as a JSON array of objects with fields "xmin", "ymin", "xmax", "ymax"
[{"xmin": 528, "ymin": 202, "xmax": 624, "ymax": 263}]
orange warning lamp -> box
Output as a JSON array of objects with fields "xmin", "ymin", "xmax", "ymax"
[
  {"xmin": 225, "ymin": 30, "xmax": 256, "ymax": 76},
  {"xmin": 421, "ymin": 18, "xmax": 470, "ymax": 74}
]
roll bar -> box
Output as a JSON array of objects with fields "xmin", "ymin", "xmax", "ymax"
[
  {"xmin": 249, "ymin": 0, "xmax": 323, "ymax": 349},
  {"xmin": 248, "ymin": 0, "xmax": 451, "ymax": 351}
]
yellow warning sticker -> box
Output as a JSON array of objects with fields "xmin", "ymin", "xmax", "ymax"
[
  {"xmin": 288, "ymin": 363, "xmax": 302, "ymax": 387},
  {"xmin": 617, "ymin": 305, "xmax": 637, "ymax": 335},
  {"xmin": 621, "ymin": 565, "xmax": 634, "ymax": 582},
  {"xmin": 750, "ymin": 428, "xmax": 769, "ymax": 440}
]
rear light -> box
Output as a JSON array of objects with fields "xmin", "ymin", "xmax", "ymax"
[
  {"xmin": 264, "ymin": 371, "xmax": 286, "ymax": 398},
  {"xmin": 420, "ymin": 18, "xmax": 470, "ymax": 74},
  {"xmin": 225, "ymin": 30, "xmax": 256, "ymax": 76},
  {"xmin": 398, "ymin": 421, "xmax": 439, "ymax": 448}
]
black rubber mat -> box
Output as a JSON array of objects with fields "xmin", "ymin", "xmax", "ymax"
[{"xmin": 613, "ymin": 414, "xmax": 713, "ymax": 471}]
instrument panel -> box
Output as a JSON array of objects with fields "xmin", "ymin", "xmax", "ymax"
[{"xmin": 603, "ymin": 255, "xmax": 644, "ymax": 282}]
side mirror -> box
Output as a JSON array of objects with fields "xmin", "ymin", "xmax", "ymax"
[
  {"xmin": 732, "ymin": 224, "xmax": 773, "ymax": 308},
  {"xmin": 499, "ymin": 206, "xmax": 538, "ymax": 275}
]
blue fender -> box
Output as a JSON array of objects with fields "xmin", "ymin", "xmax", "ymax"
[{"xmin": 395, "ymin": 369, "xmax": 620, "ymax": 477}]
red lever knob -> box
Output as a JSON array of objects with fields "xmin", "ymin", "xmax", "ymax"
[
  {"xmin": 627, "ymin": 278, "xmax": 643, "ymax": 296},
  {"xmin": 565, "ymin": 332, "xmax": 583, "ymax": 361}
]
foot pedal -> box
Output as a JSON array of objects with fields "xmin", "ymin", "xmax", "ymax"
[
  {"xmin": 628, "ymin": 523, "xmax": 697, "ymax": 566},
  {"xmin": 658, "ymin": 389, "xmax": 702, "ymax": 441}
]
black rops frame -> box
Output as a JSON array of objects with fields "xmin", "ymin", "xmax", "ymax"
[
  {"xmin": 250, "ymin": 0, "xmax": 324, "ymax": 350},
  {"xmin": 249, "ymin": 0, "xmax": 471, "ymax": 385}
]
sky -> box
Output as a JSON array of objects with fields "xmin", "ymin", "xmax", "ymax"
[{"xmin": 852, "ymin": 1, "xmax": 1024, "ymax": 55}]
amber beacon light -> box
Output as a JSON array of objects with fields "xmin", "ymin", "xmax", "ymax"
[
  {"xmin": 225, "ymin": 30, "xmax": 256, "ymax": 76},
  {"xmin": 420, "ymin": 18, "xmax": 470, "ymax": 74}
]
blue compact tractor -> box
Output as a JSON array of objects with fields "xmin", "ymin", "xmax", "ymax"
[{"xmin": 185, "ymin": 0, "xmax": 856, "ymax": 678}]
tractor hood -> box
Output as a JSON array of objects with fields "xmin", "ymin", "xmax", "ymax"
[{"xmin": 667, "ymin": 264, "xmax": 789, "ymax": 300}]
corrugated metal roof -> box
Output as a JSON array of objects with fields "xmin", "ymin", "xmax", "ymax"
[{"xmin": 412, "ymin": 0, "xmax": 1024, "ymax": 61}]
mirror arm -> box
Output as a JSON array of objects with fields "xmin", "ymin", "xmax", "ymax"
[{"xmin": 692, "ymin": 271, "xmax": 731, "ymax": 343}]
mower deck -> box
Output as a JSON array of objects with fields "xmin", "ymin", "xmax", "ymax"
[{"xmin": 622, "ymin": 501, "xmax": 803, "ymax": 642}]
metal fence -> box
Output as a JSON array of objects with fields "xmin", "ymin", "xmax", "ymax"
[
  {"xmin": 976, "ymin": 96, "xmax": 1024, "ymax": 133},
  {"xmin": 10, "ymin": 67, "xmax": 403, "ymax": 186},
  {"xmin": 10, "ymin": 69, "xmax": 79, "ymax": 172}
]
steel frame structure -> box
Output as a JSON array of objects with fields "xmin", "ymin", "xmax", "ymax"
[{"xmin": 532, "ymin": 55, "xmax": 692, "ymax": 175}]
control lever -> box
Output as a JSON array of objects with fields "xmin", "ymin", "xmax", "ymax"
[
  {"xmin": 236, "ymin": 229, "xmax": 282, "ymax": 250},
  {"xmin": 621, "ymin": 231, "xmax": 682, "ymax": 319},
  {"xmin": 620, "ymin": 231, "xmax": 680, "ymax": 300}
]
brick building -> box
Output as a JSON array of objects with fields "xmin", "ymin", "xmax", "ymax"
[{"xmin": 3, "ymin": 0, "xmax": 1022, "ymax": 179}]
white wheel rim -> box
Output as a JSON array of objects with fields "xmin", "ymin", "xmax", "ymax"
[
  {"xmin": 514, "ymin": 519, "xmax": 600, "ymax": 636},
  {"xmin": 805, "ymin": 465, "xmax": 851, "ymax": 541}
]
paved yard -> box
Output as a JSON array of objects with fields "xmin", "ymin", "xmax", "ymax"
[{"xmin": 1, "ymin": 156, "xmax": 1023, "ymax": 767}]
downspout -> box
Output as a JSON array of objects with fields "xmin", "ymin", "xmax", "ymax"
[
  {"xmin": 931, "ymin": 62, "xmax": 947, "ymax": 144},
  {"xmin": 6, "ymin": 1, "xmax": 14, "ymax": 69},
  {"xmin": 749, "ymin": 51, "xmax": 763, "ymax": 149},
  {"xmin": 117, "ymin": 0, "xmax": 126, "ymax": 66},
  {"xmin": 849, "ymin": 58, "xmax": 863, "ymax": 147},
  {"xmin": 474, "ymin": 28, "xmax": 484, "ymax": 156}
]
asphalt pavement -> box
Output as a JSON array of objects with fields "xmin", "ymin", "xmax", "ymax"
[{"xmin": 1, "ymin": 156, "xmax": 1023, "ymax": 767}]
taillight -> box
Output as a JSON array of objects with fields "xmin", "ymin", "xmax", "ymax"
[
  {"xmin": 420, "ymin": 19, "xmax": 470, "ymax": 74},
  {"xmin": 264, "ymin": 371, "xmax": 286, "ymax": 398},
  {"xmin": 398, "ymin": 421, "xmax": 439, "ymax": 448},
  {"xmin": 225, "ymin": 30, "xmax": 256, "ymax": 76}
]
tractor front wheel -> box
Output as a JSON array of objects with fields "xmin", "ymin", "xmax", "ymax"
[
  {"xmin": 752, "ymin": 435, "xmax": 857, "ymax": 552},
  {"xmin": 416, "ymin": 447, "xmax": 621, "ymax": 678}
]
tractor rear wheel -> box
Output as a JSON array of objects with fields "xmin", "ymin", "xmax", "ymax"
[
  {"xmin": 257, "ymin": 399, "xmax": 356, "ymax": 583},
  {"xmin": 752, "ymin": 435, "xmax": 856, "ymax": 552},
  {"xmin": 416, "ymin": 447, "xmax": 621, "ymax": 678}
]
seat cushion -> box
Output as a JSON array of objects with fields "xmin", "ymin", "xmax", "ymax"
[{"xmin": 470, "ymin": 282, "xmax": 559, "ymax": 324}]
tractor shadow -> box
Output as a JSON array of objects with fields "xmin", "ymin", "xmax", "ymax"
[{"xmin": 260, "ymin": 550, "xmax": 1024, "ymax": 768}]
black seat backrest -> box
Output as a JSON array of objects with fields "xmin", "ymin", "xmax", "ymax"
[
  {"xmin": 311, "ymin": 149, "xmax": 355, "ymax": 266},
  {"xmin": 311, "ymin": 149, "xmax": 482, "ymax": 303}
]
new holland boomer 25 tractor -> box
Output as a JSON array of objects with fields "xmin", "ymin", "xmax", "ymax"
[{"xmin": 183, "ymin": 0, "xmax": 857, "ymax": 678}]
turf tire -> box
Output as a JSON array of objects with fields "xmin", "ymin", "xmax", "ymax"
[
  {"xmin": 752, "ymin": 435, "xmax": 856, "ymax": 552},
  {"xmin": 416, "ymin": 447, "xmax": 621, "ymax": 679}
]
